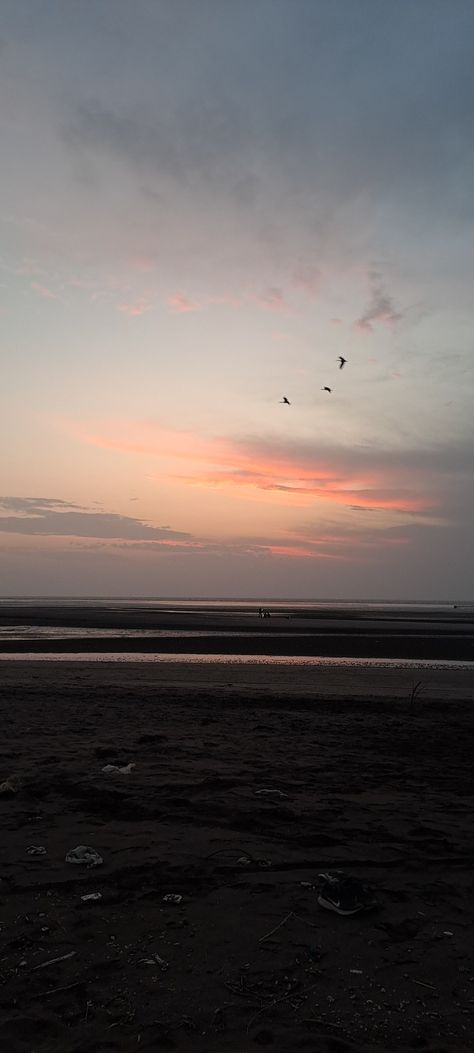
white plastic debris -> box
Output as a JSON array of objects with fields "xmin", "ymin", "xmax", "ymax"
[
  {"xmin": 65, "ymin": 845, "xmax": 103, "ymax": 867},
  {"xmin": 254, "ymin": 788, "xmax": 288, "ymax": 797},
  {"xmin": 102, "ymin": 763, "xmax": 135, "ymax": 774},
  {"xmin": 81, "ymin": 892, "xmax": 102, "ymax": 902},
  {"xmin": 0, "ymin": 776, "xmax": 20, "ymax": 795},
  {"xmin": 163, "ymin": 894, "xmax": 183, "ymax": 904},
  {"xmin": 27, "ymin": 845, "xmax": 47, "ymax": 856},
  {"xmin": 139, "ymin": 953, "xmax": 169, "ymax": 971}
]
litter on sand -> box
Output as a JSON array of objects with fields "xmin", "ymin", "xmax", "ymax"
[
  {"xmin": 27, "ymin": 845, "xmax": 47, "ymax": 856},
  {"xmin": 33, "ymin": 950, "xmax": 77, "ymax": 970},
  {"xmin": 254, "ymin": 788, "xmax": 288, "ymax": 797},
  {"xmin": 163, "ymin": 894, "xmax": 183, "ymax": 904},
  {"xmin": 65, "ymin": 845, "xmax": 103, "ymax": 867},
  {"xmin": 317, "ymin": 871, "xmax": 377, "ymax": 916},
  {"xmin": 139, "ymin": 954, "xmax": 169, "ymax": 971},
  {"xmin": 102, "ymin": 762, "xmax": 135, "ymax": 774},
  {"xmin": 81, "ymin": 892, "xmax": 102, "ymax": 902},
  {"xmin": 0, "ymin": 776, "xmax": 21, "ymax": 796}
]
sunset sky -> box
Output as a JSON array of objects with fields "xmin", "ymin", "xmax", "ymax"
[{"xmin": 1, "ymin": 0, "xmax": 473, "ymax": 598}]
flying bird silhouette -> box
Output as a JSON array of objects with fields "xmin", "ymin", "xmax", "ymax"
[
  {"xmin": 322, "ymin": 386, "xmax": 332, "ymax": 393},
  {"xmin": 280, "ymin": 396, "xmax": 291, "ymax": 404},
  {"xmin": 338, "ymin": 356, "xmax": 347, "ymax": 369}
]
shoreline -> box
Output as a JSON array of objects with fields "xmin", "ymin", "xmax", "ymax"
[
  {"xmin": 1, "ymin": 603, "xmax": 473, "ymax": 662},
  {"xmin": 1, "ymin": 658, "xmax": 474, "ymax": 702}
]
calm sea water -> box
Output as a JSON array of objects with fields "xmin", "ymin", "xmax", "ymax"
[{"xmin": 1, "ymin": 597, "xmax": 472, "ymax": 612}]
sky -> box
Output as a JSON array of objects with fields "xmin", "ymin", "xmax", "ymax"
[{"xmin": 1, "ymin": 0, "xmax": 473, "ymax": 599}]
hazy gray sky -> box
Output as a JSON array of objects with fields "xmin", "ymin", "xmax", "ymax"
[{"xmin": 1, "ymin": 1, "xmax": 473, "ymax": 597}]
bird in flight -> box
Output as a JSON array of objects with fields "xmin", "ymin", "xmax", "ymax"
[
  {"xmin": 280, "ymin": 396, "xmax": 291, "ymax": 404},
  {"xmin": 338, "ymin": 356, "xmax": 347, "ymax": 369},
  {"xmin": 322, "ymin": 386, "xmax": 332, "ymax": 393}
]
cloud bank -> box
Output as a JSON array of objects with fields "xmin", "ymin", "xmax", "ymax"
[{"xmin": 0, "ymin": 497, "xmax": 190, "ymax": 542}]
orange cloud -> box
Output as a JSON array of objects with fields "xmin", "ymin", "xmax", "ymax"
[
  {"xmin": 60, "ymin": 417, "xmax": 435, "ymax": 517},
  {"xmin": 266, "ymin": 544, "xmax": 344, "ymax": 559},
  {"xmin": 175, "ymin": 470, "xmax": 427, "ymax": 512}
]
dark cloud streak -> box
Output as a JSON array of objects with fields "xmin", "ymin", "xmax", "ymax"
[
  {"xmin": 0, "ymin": 498, "xmax": 190, "ymax": 541},
  {"xmin": 355, "ymin": 271, "xmax": 403, "ymax": 331}
]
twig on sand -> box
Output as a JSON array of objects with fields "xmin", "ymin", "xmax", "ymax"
[
  {"xmin": 205, "ymin": 846, "xmax": 258, "ymax": 862},
  {"xmin": 413, "ymin": 978, "xmax": 437, "ymax": 991},
  {"xmin": 409, "ymin": 680, "xmax": 423, "ymax": 714},
  {"xmin": 223, "ymin": 981, "xmax": 259, "ymax": 1005},
  {"xmin": 259, "ymin": 911, "xmax": 294, "ymax": 943},
  {"xmin": 246, "ymin": 980, "xmax": 320, "ymax": 1033},
  {"xmin": 293, "ymin": 913, "xmax": 318, "ymax": 928},
  {"xmin": 39, "ymin": 980, "xmax": 86, "ymax": 998},
  {"xmin": 303, "ymin": 1017, "xmax": 343, "ymax": 1029},
  {"xmin": 33, "ymin": 951, "xmax": 76, "ymax": 970}
]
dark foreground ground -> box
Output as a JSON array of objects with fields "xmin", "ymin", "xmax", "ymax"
[{"xmin": 1, "ymin": 661, "xmax": 474, "ymax": 1053}]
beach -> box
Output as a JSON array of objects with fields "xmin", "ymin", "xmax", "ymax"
[
  {"xmin": 1, "ymin": 652, "xmax": 474, "ymax": 1052},
  {"xmin": 0, "ymin": 600, "xmax": 473, "ymax": 660}
]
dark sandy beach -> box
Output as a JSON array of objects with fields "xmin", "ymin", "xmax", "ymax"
[{"xmin": 1, "ymin": 658, "xmax": 474, "ymax": 1052}]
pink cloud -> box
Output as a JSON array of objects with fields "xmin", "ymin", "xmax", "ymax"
[
  {"xmin": 207, "ymin": 293, "xmax": 242, "ymax": 308},
  {"xmin": 31, "ymin": 281, "xmax": 59, "ymax": 300},
  {"xmin": 167, "ymin": 292, "xmax": 200, "ymax": 314},
  {"xmin": 61, "ymin": 418, "xmax": 435, "ymax": 517},
  {"xmin": 292, "ymin": 264, "xmax": 320, "ymax": 299},
  {"xmin": 129, "ymin": 255, "xmax": 156, "ymax": 273},
  {"xmin": 252, "ymin": 287, "xmax": 287, "ymax": 312},
  {"xmin": 175, "ymin": 468, "xmax": 428, "ymax": 513},
  {"xmin": 271, "ymin": 331, "xmax": 292, "ymax": 343},
  {"xmin": 16, "ymin": 258, "xmax": 43, "ymax": 277},
  {"xmin": 117, "ymin": 297, "xmax": 153, "ymax": 318}
]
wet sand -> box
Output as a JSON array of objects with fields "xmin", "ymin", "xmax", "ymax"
[
  {"xmin": 1, "ymin": 660, "xmax": 474, "ymax": 1052},
  {"xmin": 1, "ymin": 602, "xmax": 474, "ymax": 661}
]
